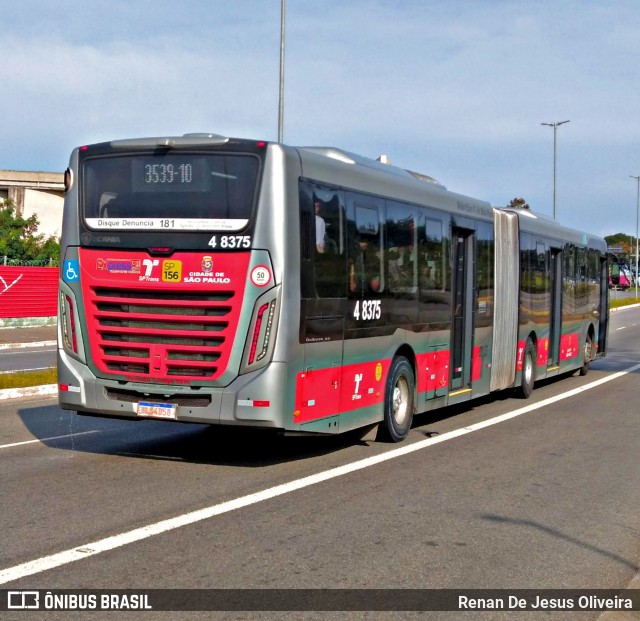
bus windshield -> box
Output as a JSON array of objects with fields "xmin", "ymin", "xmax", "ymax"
[{"xmin": 82, "ymin": 152, "xmax": 260, "ymax": 231}]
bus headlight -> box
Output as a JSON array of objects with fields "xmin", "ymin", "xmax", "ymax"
[
  {"xmin": 239, "ymin": 287, "xmax": 280, "ymax": 374},
  {"xmin": 59, "ymin": 288, "xmax": 86, "ymax": 363}
]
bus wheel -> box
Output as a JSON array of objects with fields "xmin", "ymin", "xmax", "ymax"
[
  {"xmin": 378, "ymin": 356, "xmax": 415, "ymax": 442},
  {"xmin": 579, "ymin": 334, "xmax": 593, "ymax": 376},
  {"xmin": 519, "ymin": 338, "xmax": 536, "ymax": 399}
]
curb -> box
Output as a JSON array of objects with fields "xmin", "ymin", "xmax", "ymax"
[
  {"xmin": 0, "ymin": 383, "xmax": 57, "ymax": 401},
  {"xmin": 0, "ymin": 317, "xmax": 56, "ymax": 329},
  {"xmin": 611, "ymin": 303, "xmax": 640, "ymax": 312},
  {"xmin": 0, "ymin": 340, "xmax": 56, "ymax": 351}
]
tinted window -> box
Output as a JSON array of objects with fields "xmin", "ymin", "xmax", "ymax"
[
  {"xmin": 386, "ymin": 201, "xmax": 417, "ymax": 294},
  {"xmin": 299, "ymin": 180, "xmax": 347, "ymax": 299},
  {"xmin": 417, "ymin": 211, "xmax": 451, "ymax": 326},
  {"xmin": 347, "ymin": 193, "xmax": 384, "ymax": 298},
  {"xmin": 82, "ymin": 153, "xmax": 259, "ymax": 231}
]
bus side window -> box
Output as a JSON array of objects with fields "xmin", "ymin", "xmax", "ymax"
[
  {"xmin": 347, "ymin": 196, "xmax": 384, "ymax": 297},
  {"xmin": 386, "ymin": 200, "xmax": 417, "ymax": 294},
  {"xmin": 299, "ymin": 180, "xmax": 346, "ymax": 299},
  {"xmin": 314, "ymin": 191, "xmax": 342, "ymax": 256},
  {"xmin": 563, "ymin": 243, "xmax": 576, "ymax": 319},
  {"xmin": 475, "ymin": 221, "xmax": 494, "ymax": 323},
  {"xmin": 418, "ymin": 213, "xmax": 451, "ymax": 326},
  {"xmin": 313, "ymin": 189, "xmax": 347, "ymax": 297},
  {"xmin": 421, "ymin": 217, "xmax": 444, "ymax": 291},
  {"xmin": 299, "ymin": 181, "xmax": 316, "ymax": 298}
]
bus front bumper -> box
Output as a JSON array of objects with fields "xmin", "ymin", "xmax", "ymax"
[{"xmin": 57, "ymin": 350, "xmax": 290, "ymax": 430}]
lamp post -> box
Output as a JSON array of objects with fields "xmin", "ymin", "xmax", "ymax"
[
  {"xmin": 631, "ymin": 175, "xmax": 640, "ymax": 298},
  {"xmin": 278, "ymin": 0, "xmax": 286, "ymax": 143},
  {"xmin": 541, "ymin": 120, "xmax": 570, "ymax": 220}
]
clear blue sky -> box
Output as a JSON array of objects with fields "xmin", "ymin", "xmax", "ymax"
[{"xmin": 2, "ymin": 0, "xmax": 639, "ymax": 237}]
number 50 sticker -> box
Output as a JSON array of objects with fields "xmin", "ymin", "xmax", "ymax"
[{"xmin": 250, "ymin": 265, "xmax": 272, "ymax": 287}]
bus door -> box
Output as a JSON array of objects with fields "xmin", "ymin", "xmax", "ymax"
[
  {"xmin": 547, "ymin": 247, "xmax": 563, "ymax": 369},
  {"xmin": 300, "ymin": 315, "xmax": 345, "ymax": 428},
  {"xmin": 598, "ymin": 255, "xmax": 609, "ymax": 355},
  {"xmin": 297, "ymin": 181, "xmax": 347, "ymax": 430},
  {"xmin": 450, "ymin": 229, "xmax": 475, "ymax": 395}
]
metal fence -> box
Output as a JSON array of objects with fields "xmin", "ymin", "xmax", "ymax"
[{"xmin": 1, "ymin": 257, "xmax": 59, "ymax": 267}]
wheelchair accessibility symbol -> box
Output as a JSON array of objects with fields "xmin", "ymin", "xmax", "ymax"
[{"xmin": 64, "ymin": 260, "xmax": 80, "ymax": 282}]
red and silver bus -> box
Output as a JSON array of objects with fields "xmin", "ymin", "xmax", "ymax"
[{"xmin": 58, "ymin": 133, "xmax": 609, "ymax": 442}]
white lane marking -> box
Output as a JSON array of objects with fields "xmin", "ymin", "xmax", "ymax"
[
  {"xmin": 0, "ymin": 340, "xmax": 56, "ymax": 351},
  {"xmin": 0, "ymin": 367, "xmax": 54, "ymax": 375},
  {"xmin": 1, "ymin": 363, "xmax": 639, "ymax": 585},
  {"xmin": 617, "ymin": 327, "xmax": 627, "ymax": 331},
  {"xmin": 0, "ymin": 348, "xmax": 57, "ymax": 356},
  {"xmin": 0, "ymin": 430, "xmax": 100, "ymax": 450}
]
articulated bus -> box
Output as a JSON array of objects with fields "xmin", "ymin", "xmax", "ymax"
[{"xmin": 58, "ymin": 133, "xmax": 609, "ymax": 442}]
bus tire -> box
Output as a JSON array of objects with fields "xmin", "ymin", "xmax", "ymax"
[
  {"xmin": 579, "ymin": 334, "xmax": 593, "ymax": 376},
  {"xmin": 519, "ymin": 338, "xmax": 536, "ymax": 399},
  {"xmin": 377, "ymin": 356, "xmax": 415, "ymax": 443}
]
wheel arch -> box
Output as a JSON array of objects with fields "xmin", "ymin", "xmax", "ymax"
[{"xmin": 393, "ymin": 344, "xmax": 417, "ymax": 403}]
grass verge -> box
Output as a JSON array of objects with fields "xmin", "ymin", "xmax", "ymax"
[
  {"xmin": 0, "ymin": 367, "xmax": 56, "ymax": 390},
  {"xmin": 610, "ymin": 295, "xmax": 640, "ymax": 309}
]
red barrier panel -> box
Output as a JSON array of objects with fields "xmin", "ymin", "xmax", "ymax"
[{"xmin": 0, "ymin": 266, "xmax": 58, "ymax": 318}]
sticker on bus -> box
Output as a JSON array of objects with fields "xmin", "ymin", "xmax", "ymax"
[
  {"xmin": 63, "ymin": 260, "xmax": 80, "ymax": 282},
  {"xmin": 85, "ymin": 218, "xmax": 249, "ymax": 231},
  {"xmin": 251, "ymin": 265, "xmax": 272, "ymax": 287}
]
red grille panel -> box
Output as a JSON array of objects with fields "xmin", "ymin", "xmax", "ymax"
[{"xmin": 79, "ymin": 249, "xmax": 251, "ymax": 382}]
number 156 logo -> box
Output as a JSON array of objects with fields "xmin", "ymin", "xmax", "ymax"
[{"xmin": 162, "ymin": 260, "xmax": 182, "ymax": 282}]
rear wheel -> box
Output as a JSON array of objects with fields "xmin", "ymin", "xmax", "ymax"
[
  {"xmin": 519, "ymin": 338, "xmax": 536, "ymax": 399},
  {"xmin": 377, "ymin": 356, "xmax": 415, "ymax": 442}
]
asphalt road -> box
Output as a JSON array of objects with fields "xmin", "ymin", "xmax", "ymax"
[
  {"xmin": 0, "ymin": 343, "xmax": 56, "ymax": 373},
  {"xmin": 1, "ymin": 308, "xmax": 640, "ymax": 620}
]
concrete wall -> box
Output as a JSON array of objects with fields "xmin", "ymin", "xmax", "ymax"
[
  {"xmin": 23, "ymin": 188, "xmax": 63, "ymax": 238},
  {"xmin": 0, "ymin": 170, "xmax": 64, "ymax": 239}
]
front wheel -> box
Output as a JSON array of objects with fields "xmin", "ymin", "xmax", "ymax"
[
  {"xmin": 519, "ymin": 338, "xmax": 536, "ymax": 399},
  {"xmin": 579, "ymin": 334, "xmax": 593, "ymax": 376},
  {"xmin": 377, "ymin": 356, "xmax": 415, "ymax": 442}
]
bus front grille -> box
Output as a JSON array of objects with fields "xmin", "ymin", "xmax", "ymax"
[{"xmin": 86, "ymin": 286, "xmax": 238, "ymax": 382}]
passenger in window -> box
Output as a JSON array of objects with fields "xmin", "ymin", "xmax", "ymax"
[
  {"xmin": 315, "ymin": 200, "xmax": 326, "ymax": 253},
  {"xmin": 349, "ymin": 235, "xmax": 380, "ymax": 295},
  {"xmin": 421, "ymin": 264, "xmax": 436, "ymax": 289}
]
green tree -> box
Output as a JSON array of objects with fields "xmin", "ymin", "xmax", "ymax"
[
  {"xmin": 604, "ymin": 233, "xmax": 633, "ymax": 256},
  {"xmin": 0, "ymin": 198, "xmax": 60, "ymax": 264},
  {"xmin": 508, "ymin": 197, "xmax": 530, "ymax": 210}
]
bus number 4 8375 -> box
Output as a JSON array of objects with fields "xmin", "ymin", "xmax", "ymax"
[{"xmin": 353, "ymin": 300, "xmax": 382, "ymax": 321}]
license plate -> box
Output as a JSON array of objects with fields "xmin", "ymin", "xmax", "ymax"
[{"xmin": 136, "ymin": 401, "xmax": 177, "ymax": 420}]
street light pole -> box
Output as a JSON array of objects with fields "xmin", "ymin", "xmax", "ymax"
[
  {"xmin": 631, "ymin": 175, "xmax": 640, "ymax": 299},
  {"xmin": 541, "ymin": 120, "xmax": 570, "ymax": 220},
  {"xmin": 278, "ymin": 0, "xmax": 286, "ymax": 143}
]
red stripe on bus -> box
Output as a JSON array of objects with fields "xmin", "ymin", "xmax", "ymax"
[
  {"xmin": 294, "ymin": 346, "xmax": 489, "ymax": 424},
  {"xmin": 559, "ymin": 333, "xmax": 579, "ymax": 361},
  {"xmin": 415, "ymin": 350, "xmax": 450, "ymax": 393},
  {"xmin": 293, "ymin": 359, "xmax": 390, "ymax": 423},
  {"xmin": 517, "ymin": 333, "xmax": 579, "ymax": 369}
]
